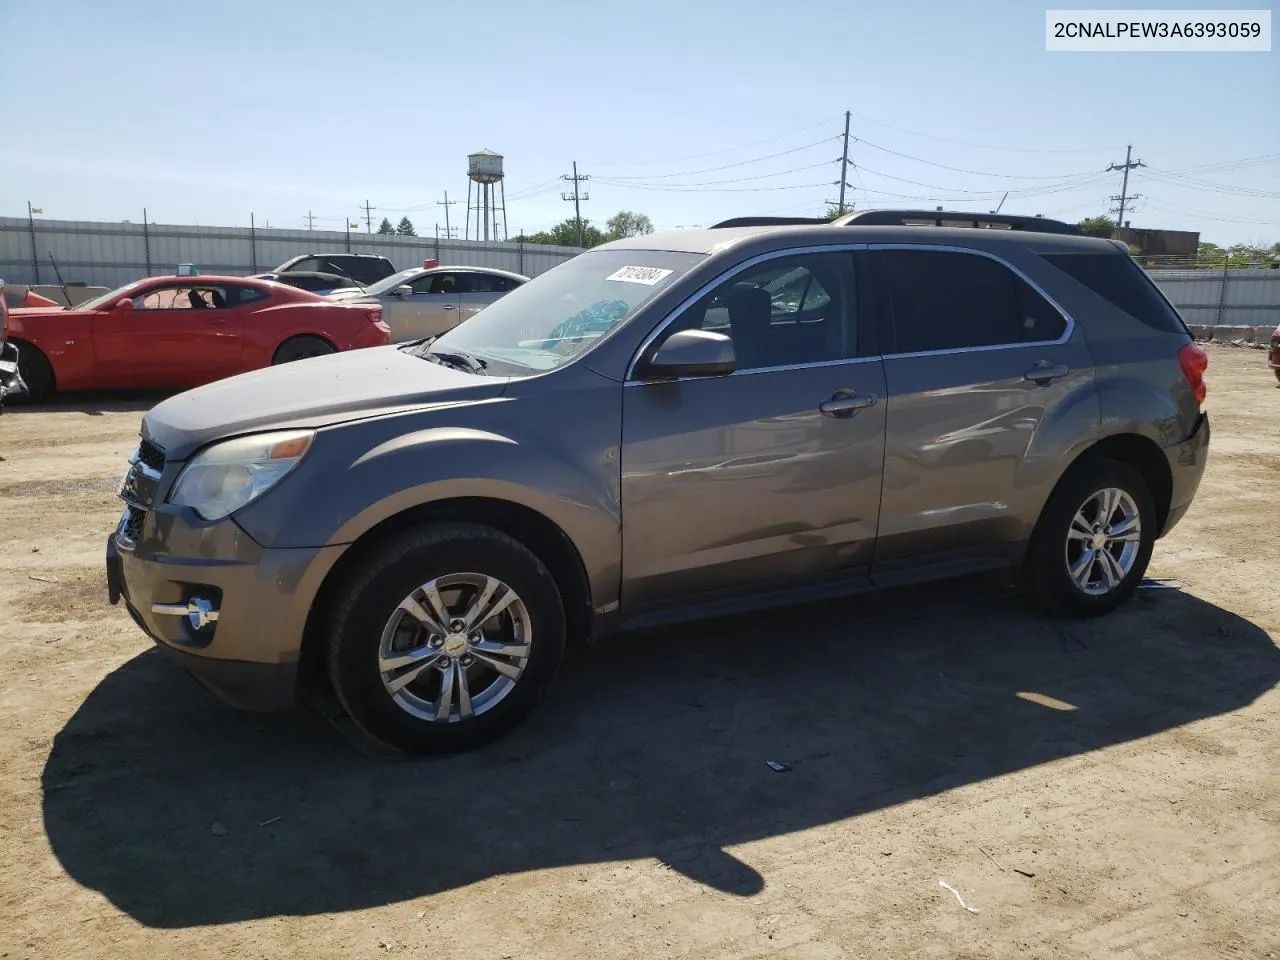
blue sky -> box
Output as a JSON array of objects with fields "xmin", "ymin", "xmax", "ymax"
[{"xmin": 1, "ymin": 0, "xmax": 1276, "ymax": 245}]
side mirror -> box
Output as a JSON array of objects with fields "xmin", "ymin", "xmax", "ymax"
[
  {"xmin": 395, "ymin": 285, "xmax": 414, "ymax": 298},
  {"xmin": 640, "ymin": 329, "xmax": 735, "ymax": 380},
  {"xmin": 113, "ymin": 298, "xmax": 134, "ymax": 315}
]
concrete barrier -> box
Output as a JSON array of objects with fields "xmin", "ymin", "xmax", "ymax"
[{"xmin": 1189, "ymin": 324, "xmax": 1276, "ymax": 344}]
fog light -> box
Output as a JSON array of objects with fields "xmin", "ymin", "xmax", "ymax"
[{"xmin": 152, "ymin": 596, "xmax": 220, "ymax": 631}]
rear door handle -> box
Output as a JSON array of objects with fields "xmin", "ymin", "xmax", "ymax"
[
  {"xmin": 1023, "ymin": 362, "xmax": 1070, "ymax": 384},
  {"xmin": 820, "ymin": 390, "xmax": 877, "ymax": 418}
]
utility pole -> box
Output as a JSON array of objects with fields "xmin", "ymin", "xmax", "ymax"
[
  {"xmin": 304, "ymin": 210, "xmax": 316, "ymax": 230},
  {"xmin": 27, "ymin": 201, "xmax": 40, "ymax": 283},
  {"xmin": 438, "ymin": 191, "xmax": 457, "ymax": 240},
  {"xmin": 561, "ymin": 161, "xmax": 590, "ymax": 246},
  {"xmin": 1106, "ymin": 145, "xmax": 1145, "ymax": 228},
  {"xmin": 142, "ymin": 207, "xmax": 152, "ymax": 275},
  {"xmin": 362, "ymin": 199, "xmax": 376, "ymax": 233},
  {"xmin": 249, "ymin": 212, "xmax": 258, "ymax": 272},
  {"xmin": 837, "ymin": 110, "xmax": 852, "ymax": 214}
]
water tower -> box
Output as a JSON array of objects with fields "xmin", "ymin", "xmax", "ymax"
[{"xmin": 465, "ymin": 148, "xmax": 508, "ymax": 242}]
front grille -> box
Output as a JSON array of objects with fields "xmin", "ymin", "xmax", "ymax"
[
  {"xmin": 121, "ymin": 506, "xmax": 147, "ymax": 543},
  {"xmin": 137, "ymin": 439, "xmax": 166, "ymax": 474}
]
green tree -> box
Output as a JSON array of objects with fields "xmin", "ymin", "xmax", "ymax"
[
  {"xmin": 605, "ymin": 210, "xmax": 654, "ymax": 240},
  {"xmin": 395, "ymin": 217, "xmax": 417, "ymax": 237},
  {"xmin": 376, "ymin": 217, "xmax": 395, "ymax": 235},
  {"xmin": 1077, "ymin": 215, "xmax": 1116, "ymax": 239},
  {"xmin": 825, "ymin": 204, "xmax": 853, "ymax": 221}
]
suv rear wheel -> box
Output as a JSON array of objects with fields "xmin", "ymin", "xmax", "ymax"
[
  {"xmin": 325, "ymin": 522, "xmax": 566, "ymax": 754},
  {"xmin": 1025, "ymin": 456, "xmax": 1157, "ymax": 617}
]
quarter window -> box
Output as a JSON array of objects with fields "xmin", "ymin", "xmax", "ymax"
[
  {"xmin": 673, "ymin": 253, "xmax": 857, "ymax": 371},
  {"xmin": 873, "ymin": 249, "xmax": 1065, "ymax": 354}
]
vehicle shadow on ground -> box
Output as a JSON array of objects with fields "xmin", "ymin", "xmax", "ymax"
[
  {"xmin": 4, "ymin": 390, "xmax": 170, "ymax": 416},
  {"xmin": 42, "ymin": 580, "xmax": 1280, "ymax": 928}
]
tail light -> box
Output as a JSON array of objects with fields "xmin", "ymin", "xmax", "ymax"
[{"xmin": 1177, "ymin": 342, "xmax": 1208, "ymax": 405}]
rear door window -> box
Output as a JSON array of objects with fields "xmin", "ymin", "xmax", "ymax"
[
  {"xmin": 872, "ymin": 249, "xmax": 1065, "ymax": 354},
  {"xmin": 1041, "ymin": 252, "xmax": 1188, "ymax": 334}
]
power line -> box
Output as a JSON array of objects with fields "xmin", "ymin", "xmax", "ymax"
[
  {"xmin": 594, "ymin": 161, "xmax": 837, "ymax": 190},
  {"xmin": 852, "ymin": 137, "xmax": 1097, "ymax": 179},
  {"xmin": 583, "ymin": 118, "xmax": 835, "ymax": 167},
  {"xmin": 561, "ymin": 161, "xmax": 589, "ymax": 245},
  {"xmin": 845, "ymin": 112, "xmax": 1120, "ymax": 155},
  {"xmin": 599, "ymin": 137, "xmax": 840, "ymax": 182},
  {"xmin": 1106, "ymin": 145, "xmax": 1145, "ymax": 226}
]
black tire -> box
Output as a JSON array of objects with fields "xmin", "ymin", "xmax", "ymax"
[
  {"xmin": 1024, "ymin": 456, "xmax": 1157, "ymax": 618},
  {"xmin": 325, "ymin": 522, "xmax": 566, "ymax": 754},
  {"xmin": 13, "ymin": 341, "xmax": 54, "ymax": 403},
  {"xmin": 273, "ymin": 335, "xmax": 336, "ymax": 364}
]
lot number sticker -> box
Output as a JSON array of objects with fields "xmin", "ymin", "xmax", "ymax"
[{"xmin": 606, "ymin": 265, "xmax": 673, "ymax": 285}]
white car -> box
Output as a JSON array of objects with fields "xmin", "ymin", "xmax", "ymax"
[{"xmin": 327, "ymin": 266, "xmax": 528, "ymax": 342}]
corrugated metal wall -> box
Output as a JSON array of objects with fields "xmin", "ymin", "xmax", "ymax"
[
  {"xmin": 5, "ymin": 218, "xmax": 1277, "ymax": 329},
  {"xmin": 1146, "ymin": 268, "xmax": 1280, "ymax": 327},
  {"xmin": 0, "ymin": 217, "xmax": 583, "ymax": 289}
]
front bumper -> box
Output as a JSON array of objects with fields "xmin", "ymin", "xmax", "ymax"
[
  {"xmin": 1160, "ymin": 411, "xmax": 1210, "ymax": 538},
  {"xmin": 106, "ymin": 500, "xmax": 346, "ymax": 711},
  {"xmin": 0, "ymin": 340, "xmax": 26, "ymax": 406}
]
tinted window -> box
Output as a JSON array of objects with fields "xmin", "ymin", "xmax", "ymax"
[
  {"xmin": 874, "ymin": 250, "xmax": 1064, "ymax": 353},
  {"xmin": 233, "ymin": 286, "xmax": 269, "ymax": 305},
  {"xmin": 429, "ymin": 274, "xmax": 460, "ymax": 295},
  {"xmin": 464, "ymin": 273, "xmax": 510, "ymax": 294},
  {"xmin": 677, "ymin": 253, "xmax": 857, "ymax": 371},
  {"xmin": 288, "ymin": 258, "xmax": 325, "ymax": 273},
  {"xmin": 1042, "ymin": 252, "xmax": 1188, "ymax": 334}
]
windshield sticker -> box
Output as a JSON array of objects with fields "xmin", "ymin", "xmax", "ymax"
[{"xmin": 606, "ymin": 265, "xmax": 673, "ymax": 286}]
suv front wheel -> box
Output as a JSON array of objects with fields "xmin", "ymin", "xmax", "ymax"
[
  {"xmin": 325, "ymin": 522, "xmax": 566, "ymax": 754},
  {"xmin": 1025, "ymin": 457, "xmax": 1157, "ymax": 617}
]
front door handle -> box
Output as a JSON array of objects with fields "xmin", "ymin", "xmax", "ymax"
[
  {"xmin": 820, "ymin": 390, "xmax": 877, "ymax": 418},
  {"xmin": 1023, "ymin": 362, "xmax": 1069, "ymax": 384},
  {"xmin": 442, "ymin": 304, "xmax": 456, "ymax": 311}
]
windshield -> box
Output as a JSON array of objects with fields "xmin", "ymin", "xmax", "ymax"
[
  {"xmin": 426, "ymin": 249, "xmax": 703, "ymax": 374},
  {"xmin": 365, "ymin": 267, "xmax": 425, "ymax": 296},
  {"xmin": 76, "ymin": 279, "xmax": 153, "ymax": 312}
]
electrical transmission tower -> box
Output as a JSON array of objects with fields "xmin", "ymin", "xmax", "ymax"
[
  {"xmin": 829, "ymin": 110, "xmax": 853, "ymax": 215},
  {"xmin": 304, "ymin": 210, "xmax": 317, "ymax": 230},
  {"xmin": 361, "ymin": 199, "xmax": 376, "ymax": 233},
  {"xmin": 561, "ymin": 162, "xmax": 590, "ymax": 246},
  {"xmin": 1106, "ymin": 145, "xmax": 1145, "ymax": 228}
]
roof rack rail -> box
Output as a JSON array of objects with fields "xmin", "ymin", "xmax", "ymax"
[
  {"xmin": 710, "ymin": 216, "xmax": 832, "ymax": 228},
  {"xmin": 832, "ymin": 209, "xmax": 1081, "ymax": 235}
]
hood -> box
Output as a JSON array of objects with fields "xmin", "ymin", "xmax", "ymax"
[
  {"xmin": 9, "ymin": 306, "xmax": 75, "ymax": 319},
  {"xmin": 141, "ymin": 344, "xmax": 509, "ymax": 460}
]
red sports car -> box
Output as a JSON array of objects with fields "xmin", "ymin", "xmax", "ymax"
[{"xmin": 7, "ymin": 274, "xmax": 390, "ymax": 402}]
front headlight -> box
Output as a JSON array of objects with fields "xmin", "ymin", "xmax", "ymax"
[{"xmin": 168, "ymin": 430, "xmax": 314, "ymax": 521}]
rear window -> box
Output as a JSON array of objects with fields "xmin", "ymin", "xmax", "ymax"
[{"xmin": 1041, "ymin": 252, "xmax": 1188, "ymax": 335}]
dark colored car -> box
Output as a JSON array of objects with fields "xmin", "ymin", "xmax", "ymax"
[
  {"xmin": 273, "ymin": 254, "xmax": 396, "ymax": 287},
  {"xmin": 253, "ymin": 271, "xmax": 364, "ymax": 295},
  {"xmin": 0, "ymin": 279, "xmax": 26, "ymax": 407},
  {"xmin": 107, "ymin": 210, "xmax": 1211, "ymax": 755}
]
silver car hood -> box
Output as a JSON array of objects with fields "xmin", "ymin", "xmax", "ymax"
[{"xmin": 141, "ymin": 345, "xmax": 508, "ymax": 460}]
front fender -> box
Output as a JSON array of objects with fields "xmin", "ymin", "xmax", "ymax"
[{"xmin": 234, "ymin": 397, "xmax": 623, "ymax": 611}]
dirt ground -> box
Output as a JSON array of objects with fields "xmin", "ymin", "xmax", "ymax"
[{"xmin": 1, "ymin": 343, "xmax": 1277, "ymax": 960}]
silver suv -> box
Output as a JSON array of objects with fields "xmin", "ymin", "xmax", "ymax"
[{"xmin": 106, "ymin": 210, "xmax": 1211, "ymax": 754}]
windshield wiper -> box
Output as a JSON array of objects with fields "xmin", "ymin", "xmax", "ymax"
[
  {"xmin": 400, "ymin": 334, "xmax": 439, "ymax": 353},
  {"xmin": 426, "ymin": 349, "xmax": 488, "ymax": 374}
]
